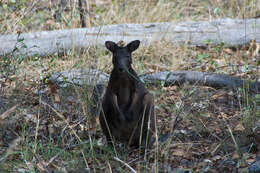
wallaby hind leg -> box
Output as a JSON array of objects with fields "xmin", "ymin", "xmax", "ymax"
[
  {"xmin": 100, "ymin": 91, "xmax": 125, "ymax": 145},
  {"xmin": 140, "ymin": 93, "xmax": 155, "ymax": 149},
  {"xmin": 99, "ymin": 111, "xmax": 113, "ymax": 145}
]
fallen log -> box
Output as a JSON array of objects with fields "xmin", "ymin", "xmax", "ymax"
[
  {"xmin": 47, "ymin": 68, "xmax": 260, "ymax": 94},
  {"xmin": 43, "ymin": 68, "xmax": 259, "ymax": 119},
  {"xmin": 141, "ymin": 71, "xmax": 260, "ymax": 94},
  {"xmin": 1, "ymin": 18, "xmax": 260, "ymax": 57}
]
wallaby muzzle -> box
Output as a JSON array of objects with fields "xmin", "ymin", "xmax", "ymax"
[{"xmin": 116, "ymin": 59, "xmax": 129, "ymax": 74}]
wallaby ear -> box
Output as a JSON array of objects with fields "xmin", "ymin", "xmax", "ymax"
[
  {"xmin": 105, "ymin": 41, "xmax": 118, "ymax": 52},
  {"xmin": 127, "ymin": 40, "xmax": 140, "ymax": 52}
]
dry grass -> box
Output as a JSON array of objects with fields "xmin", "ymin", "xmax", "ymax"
[
  {"xmin": 0, "ymin": 0, "xmax": 260, "ymax": 172},
  {"xmin": 1, "ymin": 0, "xmax": 260, "ymax": 34}
]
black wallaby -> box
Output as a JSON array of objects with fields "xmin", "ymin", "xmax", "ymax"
[{"xmin": 99, "ymin": 40, "xmax": 155, "ymax": 150}]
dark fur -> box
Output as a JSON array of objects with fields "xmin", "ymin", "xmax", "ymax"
[{"xmin": 99, "ymin": 40, "xmax": 155, "ymax": 149}]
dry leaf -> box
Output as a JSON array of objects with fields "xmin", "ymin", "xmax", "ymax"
[
  {"xmin": 211, "ymin": 155, "xmax": 222, "ymax": 161},
  {"xmin": 26, "ymin": 162, "xmax": 34, "ymax": 170},
  {"xmin": 253, "ymin": 42, "xmax": 260, "ymax": 56},
  {"xmin": 224, "ymin": 48, "xmax": 235, "ymax": 55},
  {"xmin": 247, "ymin": 40, "xmax": 260, "ymax": 57},
  {"xmin": 24, "ymin": 113, "xmax": 38, "ymax": 123},
  {"xmin": 46, "ymin": 19, "xmax": 55, "ymax": 26},
  {"xmin": 97, "ymin": 138, "xmax": 105, "ymax": 146},
  {"xmin": 37, "ymin": 161, "xmax": 49, "ymax": 172},
  {"xmin": 215, "ymin": 58, "xmax": 226, "ymax": 67},
  {"xmin": 172, "ymin": 149, "xmax": 186, "ymax": 157},
  {"xmin": 47, "ymin": 80, "xmax": 58, "ymax": 94},
  {"xmin": 232, "ymin": 152, "xmax": 240, "ymax": 159},
  {"xmin": 117, "ymin": 40, "xmax": 125, "ymax": 47},
  {"xmin": 54, "ymin": 93, "xmax": 60, "ymax": 103},
  {"xmin": 234, "ymin": 123, "xmax": 245, "ymax": 131}
]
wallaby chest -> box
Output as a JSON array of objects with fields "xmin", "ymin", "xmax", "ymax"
[
  {"xmin": 113, "ymin": 78, "xmax": 135, "ymax": 110},
  {"xmin": 117, "ymin": 87, "xmax": 131, "ymax": 107}
]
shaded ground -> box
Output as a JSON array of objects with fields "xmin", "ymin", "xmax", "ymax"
[{"xmin": 0, "ymin": 68, "xmax": 259, "ymax": 172}]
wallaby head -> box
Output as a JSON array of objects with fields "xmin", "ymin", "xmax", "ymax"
[{"xmin": 105, "ymin": 40, "xmax": 140, "ymax": 75}]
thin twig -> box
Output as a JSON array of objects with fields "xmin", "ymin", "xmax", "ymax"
[
  {"xmin": 114, "ymin": 157, "xmax": 137, "ymax": 173},
  {"xmin": 0, "ymin": 104, "xmax": 19, "ymax": 120}
]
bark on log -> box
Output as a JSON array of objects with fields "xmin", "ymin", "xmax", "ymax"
[{"xmin": 1, "ymin": 18, "xmax": 260, "ymax": 57}]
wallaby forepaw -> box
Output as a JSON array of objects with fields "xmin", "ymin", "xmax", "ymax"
[{"xmin": 118, "ymin": 112, "xmax": 126, "ymax": 122}]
